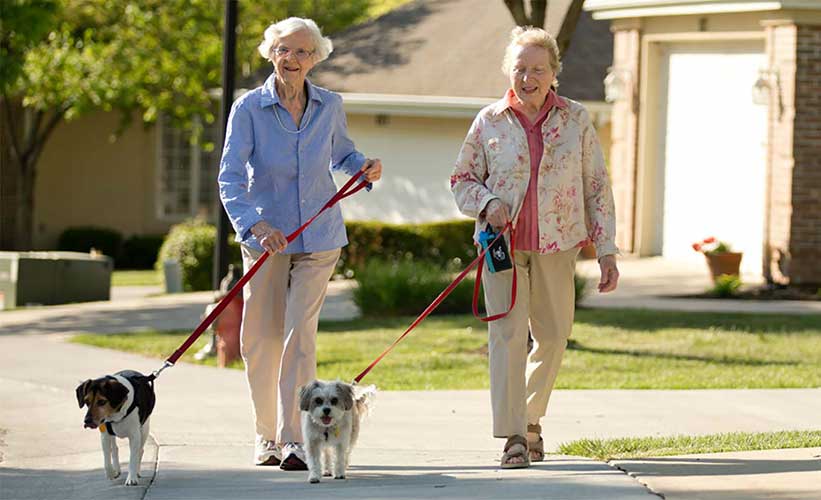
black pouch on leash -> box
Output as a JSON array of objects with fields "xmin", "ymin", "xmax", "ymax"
[{"xmin": 478, "ymin": 224, "xmax": 512, "ymax": 273}]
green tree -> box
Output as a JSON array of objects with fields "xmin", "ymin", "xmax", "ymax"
[{"xmin": 0, "ymin": 0, "xmax": 372, "ymax": 249}]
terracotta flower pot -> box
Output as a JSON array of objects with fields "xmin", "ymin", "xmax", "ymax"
[{"xmin": 704, "ymin": 252, "xmax": 742, "ymax": 282}]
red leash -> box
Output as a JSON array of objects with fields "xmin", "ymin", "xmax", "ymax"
[
  {"xmin": 148, "ymin": 172, "xmax": 370, "ymax": 380},
  {"xmin": 353, "ymin": 223, "xmax": 517, "ymax": 384}
]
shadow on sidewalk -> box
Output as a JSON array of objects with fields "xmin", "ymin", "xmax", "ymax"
[
  {"xmin": 613, "ymin": 455, "xmax": 821, "ymax": 476},
  {"xmin": 0, "ymin": 303, "xmax": 205, "ymax": 336},
  {"xmin": 0, "ymin": 466, "xmax": 152, "ymax": 500},
  {"xmin": 119, "ymin": 464, "xmax": 645, "ymax": 499}
]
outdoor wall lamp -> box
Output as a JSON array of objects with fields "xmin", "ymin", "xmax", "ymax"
[
  {"xmin": 604, "ymin": 66, "xmax": 633, "ymax": 103},
  {"xmin": 752, "ymin": 68, "xmax": 779, "ymax": 106},
  {"xmin": 752, "ymin": 67, "xmax": 783, "ymax": 119}
]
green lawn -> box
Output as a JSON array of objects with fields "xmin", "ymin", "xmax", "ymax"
[
  {"xmin": 559, "ymin": 430, "xmax": 821, "ymax": 460},
  {"xmin": 111, "ymin": 270, "xmax": 161, "ymax": 287},
  {"xmin": 70, "ymin": 309, "xmax": 821, "ymax": 390}
]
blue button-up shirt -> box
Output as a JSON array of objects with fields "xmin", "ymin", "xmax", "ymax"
[{"xmin": 218, "ymin": 74, "xmax": 366, "ymax": 254}]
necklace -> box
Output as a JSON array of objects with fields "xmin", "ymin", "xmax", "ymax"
[{"xmin": 273, "ymin": 97, "xmax": 312, "ymax": 134}]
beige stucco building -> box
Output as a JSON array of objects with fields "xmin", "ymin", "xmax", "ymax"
[{"xmin": 587, "ymin": 0, "xmax": 821, "ymax": 284}]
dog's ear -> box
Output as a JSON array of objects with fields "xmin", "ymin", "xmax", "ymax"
[
  {"xmin": 75, "ymin": 380, "xmax": 91, "ymax": 408},
  {"xmin": 338, "ymin": 382, "xmax": 354, "ymax": 411},
  {"xmin": 103, "ymin": 379, "xmax": 129, "ymax": 410},
  {"xmin": 299, "ymin": 381, "xmax": 319, "ymax": 411}
]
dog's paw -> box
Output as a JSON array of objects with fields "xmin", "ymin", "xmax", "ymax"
[
  {"xmin": 124, "ymin": 475, "xmax": 139, "ymax": 486},
  {"xmin": 105, "ymin": 467, "xmax": 121, "ymax": 480},
  {"xmin": 322, "ymin": 470, "xmax": 332, "ymax": 477},
  {"xmin": 333, "ymin": 474, "xmax": 346, "ymax": 480},
  {"xmin": 308, "ymin": 475, "xmax": 321, "ymax": 484}
]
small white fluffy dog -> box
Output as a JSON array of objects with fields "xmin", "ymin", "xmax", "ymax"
[{"xmin": 299, "ymin": 380, "xmax": 375, "ymax": 483}]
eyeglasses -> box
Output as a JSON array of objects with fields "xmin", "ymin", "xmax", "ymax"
[{"xmin": 273, "ymin": 46, "xmax": 314, "ymax": 61}]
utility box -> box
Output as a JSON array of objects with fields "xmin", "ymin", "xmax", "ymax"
[{"xmin": 0, "ymin": 251, "xmax": 113, "ymax": 310}]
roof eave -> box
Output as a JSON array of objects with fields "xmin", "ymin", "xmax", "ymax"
[
  {"xmin": 340, "ymin": 93, "xmax": 612, "ymax": 124},
  {"xmin": 584, "ymin": 0, "xmax": 816, "ymax": 20}
]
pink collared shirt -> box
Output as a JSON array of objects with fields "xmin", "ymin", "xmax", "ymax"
[{"xmin": 505, "ymin": 89, "xmax": 567, "ymax": 251}]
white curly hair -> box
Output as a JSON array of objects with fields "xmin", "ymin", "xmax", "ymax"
[
  {"xmin": 501, "ymin": 26, "xmax": 562, "ymax": 88},
  {"xmin": 257, "ymin": 17, "xmax": 333, "ymax": 63}
]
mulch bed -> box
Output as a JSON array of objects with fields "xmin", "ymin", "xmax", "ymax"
[{"xmin": 674, "ymin": 285, "xmax": 820, "ymax": 301}]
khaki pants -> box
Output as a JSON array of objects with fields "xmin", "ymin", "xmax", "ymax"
[
  {"xmin": 239, "ymin": 245, "xmax": 341, "ymax": 444},
  {"xmin": 482, "ymin": 248, "xmax": 578, "ymax": 438}
]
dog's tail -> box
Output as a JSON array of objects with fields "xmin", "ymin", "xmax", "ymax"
[
  {"xmin": 353, "ymin": 384, "xmax": 377, "ymax": 418},
  {"xmin": 349, "ymin": 384, "xmax": 376, "ymax": 448}
]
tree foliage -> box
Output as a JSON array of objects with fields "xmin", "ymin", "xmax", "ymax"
[
  {"xmin": 4, "ymin": 0, "xmax": 374, "ymax": 132},
  {"xmin": 0, "ymin": 0, "xmax": 376, "ymax": 249}
]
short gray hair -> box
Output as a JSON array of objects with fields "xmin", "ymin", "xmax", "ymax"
[
  {"xmin": 257, "ymin": 17, "xmax": 333, "ymax": 63},
  {"xmin": 501, "ymin": 26, "xmax": 562, "ymax": 87}
]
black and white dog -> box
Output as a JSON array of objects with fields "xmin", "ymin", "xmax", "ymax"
[
  {"xmin": 76, "ymin": 370, "xmax": 156, "ymax": 485},
  {"xmin": 299, "ymin": 380, "xmax": 375, "ymax": 483}
]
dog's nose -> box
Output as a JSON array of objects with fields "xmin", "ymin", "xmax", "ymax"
[{"xmin": 322, "ymin": 407, "xmax": 331, "ymax": 416}]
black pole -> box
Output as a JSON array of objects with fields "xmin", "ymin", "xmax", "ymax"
[{"xmin": 213, "ymin": 0, "xmax": 237, "ymax": 290}]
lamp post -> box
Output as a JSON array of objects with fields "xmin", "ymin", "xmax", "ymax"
[{"xmin": 213, "ymin": 0, "xmax": 237, "ymax": 290}]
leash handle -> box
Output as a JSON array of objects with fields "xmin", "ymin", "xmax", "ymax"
[
  {"xmin": 472, "ymin": 227, "xmax": 517, "ymax": 322},
  {"xmin": 353, "ymin": 222, "xmax": 515, "ymax": 384},
  {"xmin": 160, "ymin": 172, "xmax": 369, "ymax": 370}
]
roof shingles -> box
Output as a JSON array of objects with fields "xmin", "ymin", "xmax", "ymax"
[{"xmin": 252, "ymin": 0, "xmax": 612, "ymax": 102}]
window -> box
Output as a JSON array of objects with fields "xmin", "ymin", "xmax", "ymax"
[{"xmin": 156, "ymin": 115, "xmax": 221, "ymax": 221}]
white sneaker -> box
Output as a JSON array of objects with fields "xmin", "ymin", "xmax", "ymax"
[
  {"xmin": 254, "ymin": 437, "xmax": 281, "ymax": 466},
  {"xmin": 279, "ymin": 442, "xmax": 307, "ymax": 471}
]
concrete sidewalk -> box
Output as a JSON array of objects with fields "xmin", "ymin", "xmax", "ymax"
[
  {"xmin": 1, "ymin": 328, "xmax": 820, "ymax": 499},
  {"xmin": 1, "ymin": 260, "xmax": 820, "ymax": 499},
  {"xmin": 576, "ymin": 256, "xmax": 821, "ymax": 314}
]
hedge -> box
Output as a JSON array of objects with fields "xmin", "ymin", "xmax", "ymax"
[
  {"xmin": 57, "ymin": 226, "xmax": 123, "ymax": 261},
  {"xmin": 353, "ymin": 258, "xmax": 483, "ymax": 316},
  {"xmin": 340, "ymin": 219, "xmax": 475, "ymax": 275}
]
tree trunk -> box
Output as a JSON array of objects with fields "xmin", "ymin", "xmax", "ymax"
[
  {"xmin": 0, "ymin": 96, "xmax": 64, "ymax": 250},
  {"xmin": 555, "ymin": 0, "xmax": 584, "ymax": 56},
  {"xmin": 503, "ymin": 0, "xmax": 548, "ymax": 28}
]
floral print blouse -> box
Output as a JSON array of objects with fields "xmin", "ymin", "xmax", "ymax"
[{"xmin": 450, "ymin": 93, "xmax": 618, "ymax": 258}]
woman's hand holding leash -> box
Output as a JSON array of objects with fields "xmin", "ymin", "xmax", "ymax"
[
  {"xmin": 361, "ymin": 158, "xmax": 383, "ymax": 182},
  {"xmin": 484, "ymin": 199, "xmax": 511, "ymax": 231},
  {"xmin": 251, "ymin": 221, "xmax": 288, "ymax": 255}
]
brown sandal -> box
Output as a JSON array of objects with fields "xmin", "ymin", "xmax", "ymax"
[
  {"xmin": 500, "ymin": 435, "xmax": 530, "ymax": 469},
  {"xmin": 527, "ymin": 423, "xmax": 545, "ymax": 462}
]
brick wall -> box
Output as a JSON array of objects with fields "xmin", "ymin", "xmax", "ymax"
[
  {"xmin": 766, "ymin": 22, "xmax": 821, "ymax": 285},
  {"xmin": 790, "ymin": 24, "xmax": 821, "ymax": 284}
]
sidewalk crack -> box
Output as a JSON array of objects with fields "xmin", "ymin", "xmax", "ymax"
[{"xmin": 607, "ymin": 460, "xmax": 665, "ymax": 499}]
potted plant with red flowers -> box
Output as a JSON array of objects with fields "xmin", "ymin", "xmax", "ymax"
[{"xmin": 692, "ymin": 237, "xmax": 743, "ymax": 282}]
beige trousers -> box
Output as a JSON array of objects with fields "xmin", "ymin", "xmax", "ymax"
[
  {"xmin": 482, "ymin": 247, "xmax": 578, "ymax": 438},
  {"xmin": 239, "ymin": 245, "xmax": 340, "ymax": 444}
]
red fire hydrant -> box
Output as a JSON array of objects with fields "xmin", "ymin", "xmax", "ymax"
[{"xmin": 215, "ymin": 293, "xmax": 243, "ymax": 368}]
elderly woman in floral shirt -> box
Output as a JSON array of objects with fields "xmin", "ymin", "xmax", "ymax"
[{"xmin": 451, "ymin": 26, "xmax": 619, "ymax": 469}]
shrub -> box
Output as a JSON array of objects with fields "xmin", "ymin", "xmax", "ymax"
[
  {"xmin": 119, "ymin": 235, "xmax": 165, "ymax": 269},
  {"xmin": 156, "ymin": 219, "xmax": 241, "ymax": 291},
  {"xmin": 58, "ymin": 226, "xmax": 123, "ymax": 260},
  {"xmin": 574, "ymin": 274, "xmax": 589, "ymax": 306},
  {"xmin": 341, "ymin": 220, "xmax": 475, "ymax": 275},
  {"xmin": 353, "ymin": 258, "xmax": 483, "ymax": 316},
  {"xmin": 711, "ymin": 274, "xmax": 742, "ymax": 298}
]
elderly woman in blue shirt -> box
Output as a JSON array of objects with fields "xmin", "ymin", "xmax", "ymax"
[{"xmin": 218, "ymin": 17, "xmax": 382, "ymax": 472}]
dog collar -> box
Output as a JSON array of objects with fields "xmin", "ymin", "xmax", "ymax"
[{"xmin": 323, "ymin": 426, "xmax": 340, "ymax": 441}]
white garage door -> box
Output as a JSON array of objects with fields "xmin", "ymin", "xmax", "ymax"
[{"xmin": 660, "ymin": 44, "xmax": 767, "ymax": 276}]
